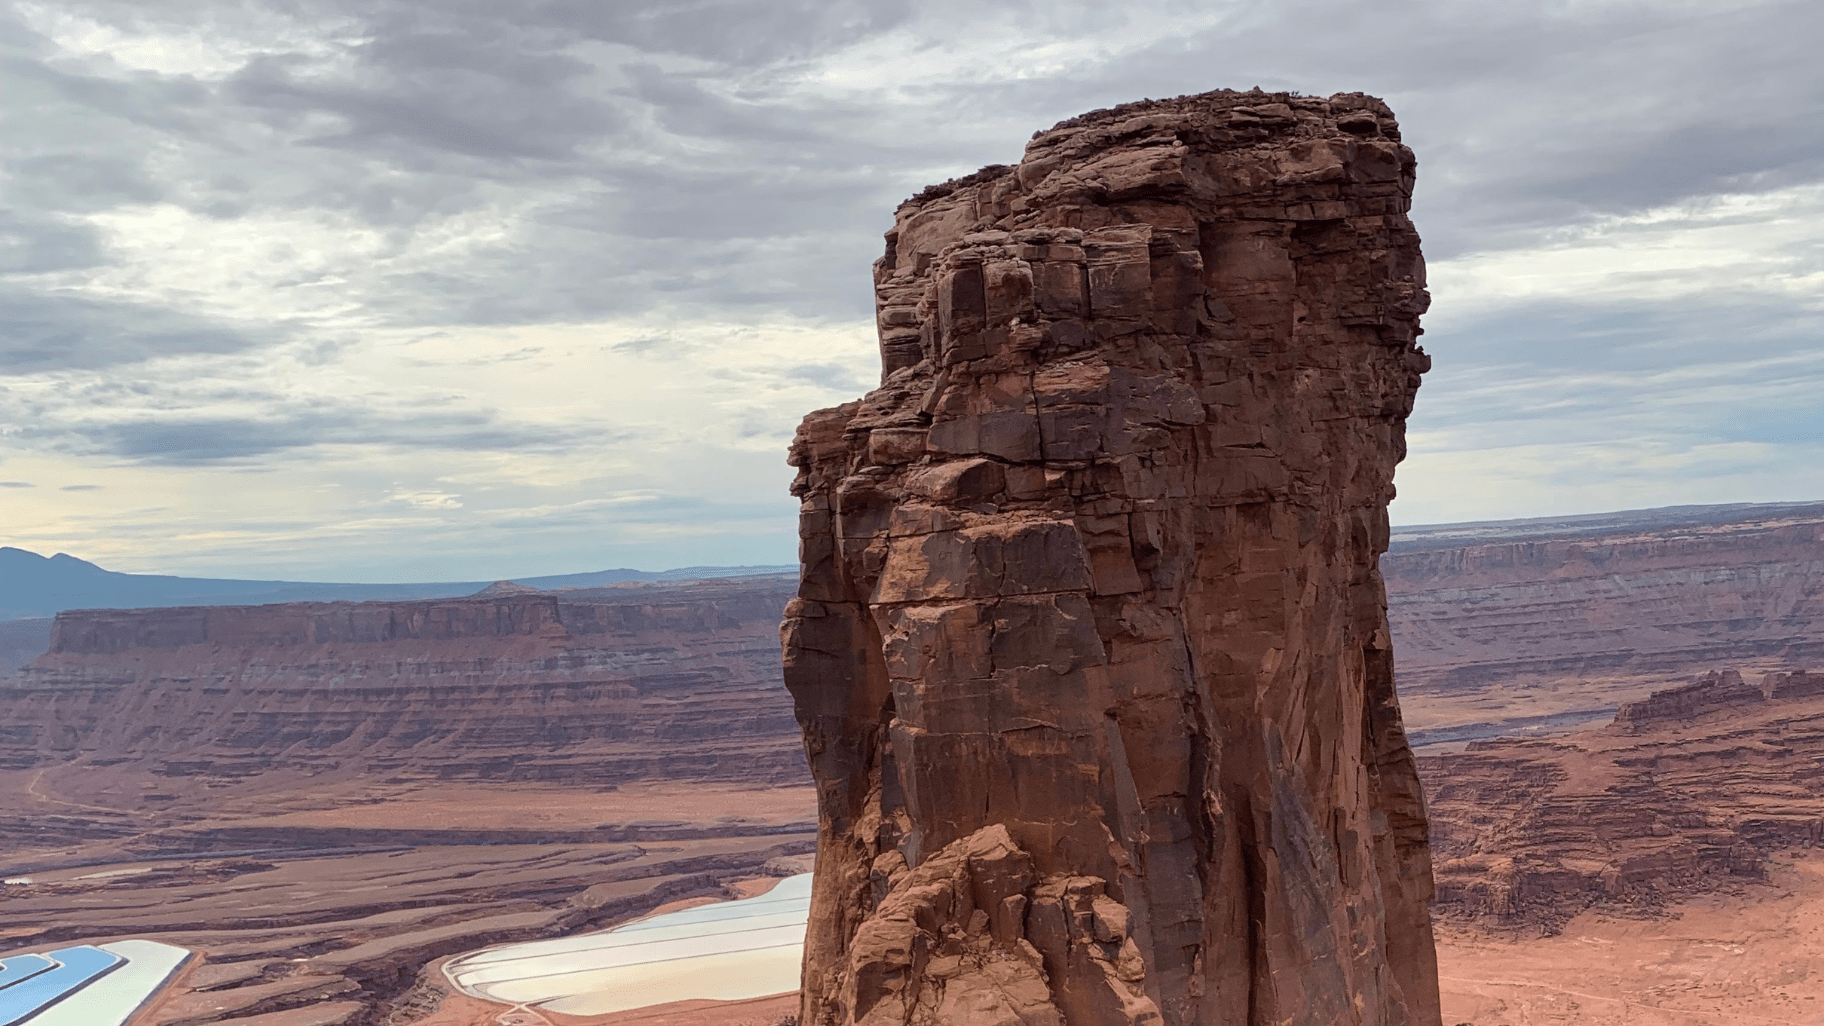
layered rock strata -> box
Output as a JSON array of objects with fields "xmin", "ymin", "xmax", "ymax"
[
  {"xmin": 1424, "ymin": 669, "xmax": 1824, "ymax": 931},
  {"xmin": 1386, "ymin": 502, "xmax": 1824, "ymax": 705},
  {"xmin": 782, "ymin": 90, "xmax": 1439, "ymax": 1026},
  {"xmin": 2, "ymin": 577, "xmax": 803, "ymax": 784}
]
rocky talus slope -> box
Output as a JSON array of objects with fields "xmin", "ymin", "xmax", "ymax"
[
  {"xmin": 0, "ymin": 576, "xmax": 803, "ymax": 785},
  {"xmin": 1385, "ymin": 502, "xmax": 1824, "ymax": 733},
  {"xmin": 782, "ymin": 89, "xmax": 1439, "ymax": 1026},
  {"xmin": 1424, "ymin": 669, "xmax": 1824, "ymax": 931}
]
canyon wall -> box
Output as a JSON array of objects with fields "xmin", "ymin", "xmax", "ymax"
[
  {"xmin": 0, "ymin": 577, "xmax": 803, "ymax": 785},
  {"xmin": 782, "ymin": 90, "xmax": 1439, "ymax": 1026},
  {"xmin": 1424, "ymin": 669, "xmax": 1824, "ymax": 931},
  {"xmin": 1386, "ymin": 503, "xmax": 1824, "ymax": 696},
  {"xmin": 7, "ymin": 498, "xmax": 1815, "ymax": 796}
]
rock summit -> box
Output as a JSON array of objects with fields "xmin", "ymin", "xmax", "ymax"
[{"xmin": 783, "ymin": 88, "xmax": 1440, "ymax": 1026}]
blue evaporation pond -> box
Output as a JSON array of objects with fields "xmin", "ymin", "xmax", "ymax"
[
  {"xmin": 21, "ymin": 941, "xmax": 191, "ymax": 1026},
  {"xmin": 0, "ymin": 957, "xmax": 55, "ymax": 992},
  {"xmin": 0, "ymin": 947, "xmax": 122, "ymax": 1026}
]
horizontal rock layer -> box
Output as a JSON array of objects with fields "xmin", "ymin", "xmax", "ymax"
[
  {"xmin": 1385, "ymin": 503, "xmax": 1824, "ymax": 700},
  {"xmin": 0, "ymin": 577, "xmax": 804, "ymax": 785},
  {"xmin": 1424, "ymin": 669, "xmax": 1824, "ymax": 931}
]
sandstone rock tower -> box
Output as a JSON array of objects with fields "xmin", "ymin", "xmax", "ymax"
[{"xmin": 782, "ymin": 89, "xmax": 1439, "ymax": 1026}]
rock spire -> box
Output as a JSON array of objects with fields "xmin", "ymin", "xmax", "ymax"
[{"xmin": 782, "ymin": 88, "xmax": 1440, "ymax": 1026}]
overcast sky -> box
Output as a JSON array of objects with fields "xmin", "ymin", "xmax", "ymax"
[{"xmin": 2, "ymin": 0, "xmax": 1820, "ymax": 582}]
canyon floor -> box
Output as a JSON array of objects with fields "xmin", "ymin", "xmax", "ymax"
[
  {"xmin": 1437, "ymin": 854, "xmax": 1824, "ymax": 1025},
  {"xmin": 10, "ymin": 738, "xmax": 1824, "ymax": 1026},
  {"xmin": 0, "ymin": 769, "xmax": 815, "ymax": 1026}
]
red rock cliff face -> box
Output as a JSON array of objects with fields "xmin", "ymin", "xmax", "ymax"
[{"xmin": 782, "ymin": 90, "xmax": 1439, "ymax": 1026}]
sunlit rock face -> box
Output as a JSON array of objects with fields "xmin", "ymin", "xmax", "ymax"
[{"xmin": 782, "ymin": 89, "xmax": 1440, "ymax": 1026}]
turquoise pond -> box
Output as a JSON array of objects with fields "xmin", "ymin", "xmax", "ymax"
[{"xmin": 0, "ymin": 940, "xmax": 189, "ymax": 1026}]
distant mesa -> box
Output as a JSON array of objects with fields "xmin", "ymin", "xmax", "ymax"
[
  {"xmin": 1613, "ymin": 667, "xmax": 1824, "ymax": 732},
  {"xmin": 1388, "ymin": 499, "xmax": 1824, "ymax": 550},
  {"xmin": 1425, "ymin": 667, "xmax": 1824, "ymax": 931},
  {"xmin": 470, "ymin": 580, "xmax": 543, "ymax": 597},
  {"xmin": 1383, "ymin": 497, "xmax": 1824, "ymax": 730},
  {"xmin": 0, "ymin": 575, "xmax": 808, "ymax": 794}
]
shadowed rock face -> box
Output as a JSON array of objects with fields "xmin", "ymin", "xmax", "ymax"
[{"xmin": 782, "ymin": 90, "xmax": 1440, "ymax": 1026}]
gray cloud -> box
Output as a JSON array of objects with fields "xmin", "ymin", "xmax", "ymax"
[
  {"xmin": 0, "ymin": 211, "xmax": 107, "ymax": 274},
  {"xmin": 37, "ymin": 406, "xmax": 597, "ymax": 466},
  {"xmin": 1409, "ymin": 293, "xmax": 1824, "ymax": 459},
  {"xmin": 785, "ymin": 362, "xmax": 866, "ymax": 392},
  {"xmin": 226, "ymin": 37, "xmax": 623, "ymax": 165},
  {"xmin": 1, "ymin": 0, "xmax": 1819, "ymax": 575},
  {"xmin": 0, "ymin": 286, "xmax": 278, "ymax": 372},
  {"xmin": 5, "ymin": 153, "xmax": 165, "ymax": 213}
]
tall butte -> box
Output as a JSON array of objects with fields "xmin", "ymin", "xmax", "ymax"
[{"xmin": 782, "ymin": 89, "xmax": 1439, "ymax": 1026}]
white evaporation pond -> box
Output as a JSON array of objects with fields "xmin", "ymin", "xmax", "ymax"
[
  {"xmin": 17, "ymin": 941, "xmax": 189, "ymax": 1026},
  {"xmin": 446, "ymin": 873, "xmax": 812, "ymax": 1016}
]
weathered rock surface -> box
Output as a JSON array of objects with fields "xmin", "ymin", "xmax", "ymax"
[
  {"xmin": 1385, "ymin": 502, "xmax": 1824, "ymax": 730},
  {"xmin": 1424, "ymin": 669, "xmax": 1824, "ymax": 932},
  {"xmin": 1, "ymin": 576, "xmax": 804, "ymax": 785},
  {"xmin": 782, "ymin": 89, "xmax": 1439, "ymax": 1026}
]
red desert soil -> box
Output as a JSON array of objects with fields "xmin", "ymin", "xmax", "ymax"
[
  {"xmin": 1436, "ymin": 853, "xmax": 1824, "ymax": 1025},
  {"xmin": 1424, "ymin": 670, "xmax": 1824, "ymax": 931}
]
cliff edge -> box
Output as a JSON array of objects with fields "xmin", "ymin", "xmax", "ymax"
[
  {"xmin": 782, "ymin": 89, "xmax": 1440, "ymax": 1026},
  {"xmin": 4, "ymin": 576, "xmax": 803, "ymax": 787}
]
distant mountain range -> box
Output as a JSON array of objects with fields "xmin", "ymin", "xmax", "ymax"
[{"xmin": 0, "ymin": 547, "xmax": 796, "ymax": 622}]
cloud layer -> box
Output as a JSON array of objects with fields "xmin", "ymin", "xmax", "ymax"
[{"xmin": 2, "ymin": 0, "xmax": 1819, "ymax": 578}]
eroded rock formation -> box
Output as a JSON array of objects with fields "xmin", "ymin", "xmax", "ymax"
[
  {"xmin": 1425, "ymin": 669, "xmax": 1824, "ymax": 931},
  {"xmin": 782, "ymin": 90, "xmax": 1439, "ymax": 1026},
  {"xmin": 1385, "ymin": 502, "xmax": 1824, "ymax": 710},
  {"xmin": 3, "ymin": 576, "xmax": 803, "ymax": 786}
]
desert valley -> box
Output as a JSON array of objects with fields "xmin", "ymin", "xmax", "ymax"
[{"xmin": 1, "ymin": 497, "xmax": 1820, "ymax": 1025}]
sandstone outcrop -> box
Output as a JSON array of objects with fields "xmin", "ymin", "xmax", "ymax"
[
  {"xmin": 2, "ymin": 576, "xmax": 803, "ymax": 786},
  {"xmin": 782, "ymin": 90, "xmax": 1439, "ymax": 1026},
  {"xmin": 1424, "ymin": 669, "xmax": 1824, "ymax": 932}
]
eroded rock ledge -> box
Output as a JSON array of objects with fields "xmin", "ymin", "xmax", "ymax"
[
  {"xmin": 1425, "ymin": 669, "xmax": 1824, "ymax": 932},
  {"xmin": 782, "ymin": 89, "xmax": 1440, "ymax": 1026}
]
